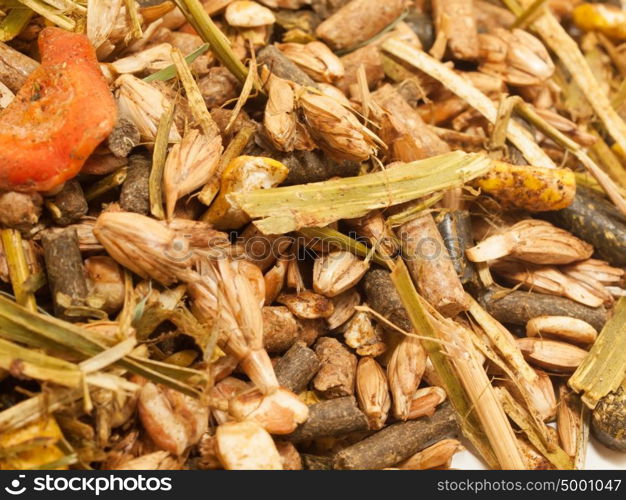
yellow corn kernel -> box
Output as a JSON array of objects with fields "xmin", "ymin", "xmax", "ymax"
[
  {"xmin": 573, "ymin": 4, "xmax": 626, "ymax": 41},
  {"xmin": 204, "ymin": 156, "xmax": 289, "ymax": 230},
  {"xmin": 0, "ymin": 417, "xmax": 66, "ymax": 470}
]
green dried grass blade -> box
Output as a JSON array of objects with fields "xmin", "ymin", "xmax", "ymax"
[
  {"xmin": 143, "ymin": 43, "xmax": 210, "ymax": 83},
  {"xmin": 1, "ymin": 229, "xmax": 37, "ymax": 312},
  {"xmin": 569, "ymin": 297, "xmax": 626, "ymax": 409},
  {"xmin": 0, "ymin": 388, "xmax": 81, "ymax": 433},
  {"xmin": 234, "ymin": 151, "xmax": 492, "ymax": 235},
  {"xmin": 0, "ymin": 338, "xmax": 81, "ymax": 387},
  {"xmin": 0, "ymin": 295, "xmax": 205, "ymax": 397},
  {"xmin": 0, "ymin": 8, "xmax": 33, "ymax": 41},
  {"xmin": 124, "ymin": 0, "xmax": 142, "ymax": 39},
  {"xmin": 510, "ymin": 0, "xmax": 548, "ymax": 29},
  {"xmin": 84, "ymin": 166, "xmax": 128, "ymax": 202},
  {"xmin": 173, "ymin": 0, "xmax": 248, "ymax": 85}
]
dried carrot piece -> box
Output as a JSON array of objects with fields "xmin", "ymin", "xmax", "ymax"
[{"xmin": 0, "ymin": 28, "xmax": 116, "ymax": 192}]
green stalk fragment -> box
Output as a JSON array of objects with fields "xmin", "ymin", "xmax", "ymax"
[
  {"xmin": 569, "ymin": 297, "xmax": 626, "ymax": 409},
  {"xmin": 0, "ymin": 7, "xmax": 33, "ymax": 42},
  {"xmin": 199, "ymin": 123, "xmax": 256, "ymax": 207},
  {"xmin": 0, "ymin": 388, "xmax": 82, "ymax": 433},
  {"xmin": 234, "ymin": 151, "xmax": 492, "ymax": 235},
  {"xmin": 0, "ymin": 229, "xmax": 36, "ymax": 312},
  {"xmin": 385, "ymin": 192, "xmax": 443, "ymax": 227},
  {"xmin": 173, "ymin": 0, "xmax": 248, "ymax": 85},
  {"xmin": 511, "ymin": 0, "xmax": 548, "ymax": 29},
  {"xmin": 124, "ymin": 0, "xmax": 142, "ymax": 39}
]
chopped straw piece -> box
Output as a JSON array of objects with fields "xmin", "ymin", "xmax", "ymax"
[{"xmin": 233, "ymin": 151, "xmax": 492, "ymax": 234}]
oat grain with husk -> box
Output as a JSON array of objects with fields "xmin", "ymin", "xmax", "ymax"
[{"xmin": 1, "ymin": 0, "xmax": 626, "ymax": 471}]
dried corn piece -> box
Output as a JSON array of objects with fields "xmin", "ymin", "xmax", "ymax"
[
  {"xmin": 207, "ymin": 156, "xmax": 289, "ymax": 230},
  {"xmin": 473, "ymin": 162, "xmax": 576, "ymax": 211},
  {"xmin": 0, "ymin": 417, "xmax": 66, "ymax": 470},
  {"xmin": 573, "ymin": 3, "xmax": 626, "ymax": 41}
]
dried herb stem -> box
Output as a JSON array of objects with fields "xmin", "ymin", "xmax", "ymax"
[
  {"xmin": 389, "ymin": 260, "xmax": 500, "ymax": 469},
  {"xmin": 16, "ymin": 0, "xmax": 75, "ymax": 30},
  {"xmin": 144, "ymin": 44, "xmax": 210, "ymax": 83},
  {"xmin": 0, "ymin": 388, "xmax": 82, "ymax": 433},
  {"xmin": 150, "ymin": 102, "xmax": 176, "ymax": 220},
  {"xmin": 588, "ymin": 130, "xmax": 626, "ymax": 190},
  {"xmin": 84, "ymin": 167, "xmax": 128, "ymax": 202},
  {"xmin": 0, "ymin": 295, "xmax": 205, "ymax": 397},
  {"xmin": 511, "ymin": 0, "xmax": 548, "ymax": 29},
  {"xmin": 0, "ymin": 337, "xmax": 81, "ymax": 387},
  {"xmin": 497, "ymin": 387, "xmax": 574, "ymax": 470},
  {"xmin": 0, "ymin": 228, "xmax": 36, "ymax": 312},
  {"xmin": 385, "ymin": 193, "xmax": 443, "ymax": 227},
  {"xmin": 299, "ymin": 226, "xmax": 390, "ymax": 269},
  {"xmin": 123, "ymin": 0, "xmax": 142, "ymax": 40},
  {"xmin": 171, "ymin": 47, "xmax": 217, "ymax": 137}
]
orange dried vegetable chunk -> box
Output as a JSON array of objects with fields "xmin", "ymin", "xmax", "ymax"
[{"xmin": 0, "ymin": 27, "xmax": 116, "ymax": 192}]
